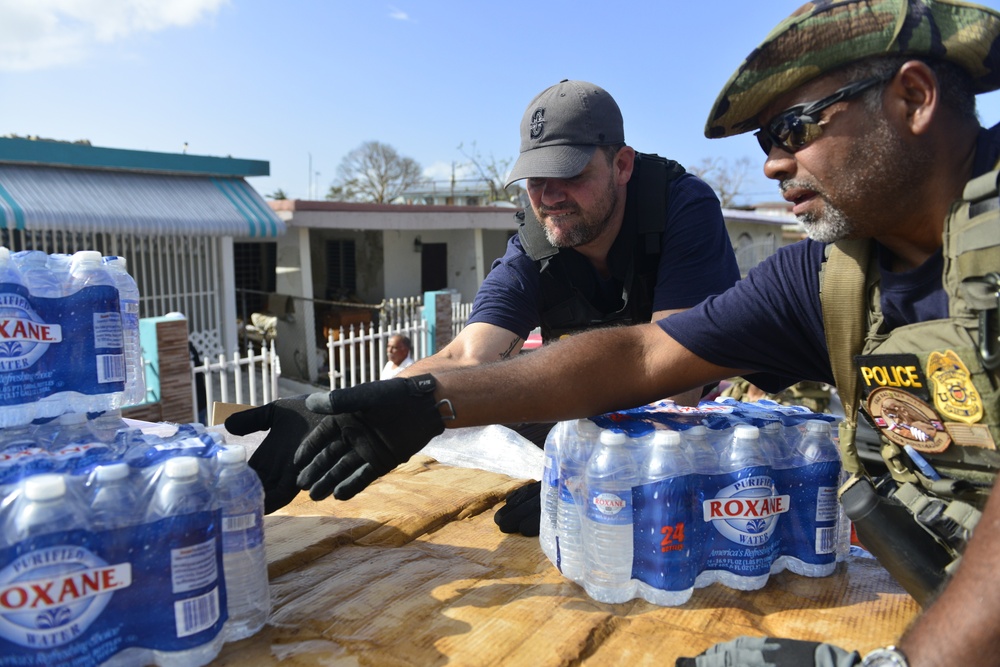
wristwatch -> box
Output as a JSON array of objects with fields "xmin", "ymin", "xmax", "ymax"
[{"xmin": 861, "ymin": 646, "xmax": 909, "ymax": 666}]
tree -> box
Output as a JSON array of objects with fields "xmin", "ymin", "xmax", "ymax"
[
  {"xmin": 688, "ymin": 156, "xmax": 753, "ymax": 208},
  {"xmin": 326, "ymin": 141, "xmax": 424, "ymax": 203},
  {"xmin": 267, "ymin": 188, "xmax": 288, "ymax": 200},
  {"xmin": 457, "ymin": 142, "xmax": 523, "ymax": 204}
]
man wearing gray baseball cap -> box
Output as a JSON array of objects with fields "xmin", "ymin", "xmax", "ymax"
[{"xmin": 225, "ymin": 80, "xmax": 740, "ymax": 528}]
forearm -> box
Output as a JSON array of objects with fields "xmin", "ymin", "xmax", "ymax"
[
  {"xmin": 401, "ymin": 323, "xmax": 524, "ymax": 378},
  {"xmin": 433, "ymin": 322, "xmax": 737, "ymax": 428},
  {"xmin": 898, "ymin": 482, "xmax": 1000, "ymax": 665}
]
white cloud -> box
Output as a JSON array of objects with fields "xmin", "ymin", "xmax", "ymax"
[
  {"xmin": 387, "ymin": 5, "xmax": 411, "ymax": 21},
  {"xmin": 0, "ymin": 0, "xmax": 229, "ymax": 71}
]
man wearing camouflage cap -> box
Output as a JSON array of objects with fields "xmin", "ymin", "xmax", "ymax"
[{"xmin": 267, "ymin": 0, "xmax": 1000, "ymax": 663}]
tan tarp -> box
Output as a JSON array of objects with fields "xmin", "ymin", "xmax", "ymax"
[{"xmin": 214, "ymin": 455, "xmax": 920, "ymax": 666}]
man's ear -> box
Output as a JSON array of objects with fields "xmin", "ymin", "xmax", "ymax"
[
  {"xmin": 615, "ymin": 146, "xmax": 636, "ymax": 186},
  {"xmin": 889, "ymin": 60, "xmax": 938, "ymax": 137}
]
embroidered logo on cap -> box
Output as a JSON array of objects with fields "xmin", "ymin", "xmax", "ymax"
[
  {"xmin": 927, "ymin": 349, "xmax": 983, "ymax": 425},
  {"xmin": 529, "ymin": 108, "xmax": 545, "ymax": 139}
]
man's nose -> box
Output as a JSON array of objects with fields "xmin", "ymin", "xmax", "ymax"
[{"xmin": 762, "ymin": 147, "xmax": 796, "ymax": 181}]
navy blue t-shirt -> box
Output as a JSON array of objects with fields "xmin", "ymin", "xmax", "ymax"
[
  {"xmin": 466, "ymin": 171, "xmax": 741, "ymax": 339},
  {"xmin": 661, "ymin": 121, "xmax": 1000, "ymax": 393}
]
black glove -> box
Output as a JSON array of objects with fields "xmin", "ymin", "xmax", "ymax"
[
  {"xmin": 294, "ymin": 374, "xmax": 446, "ymax": 501},
  {"xmin": 493, "ymin": 481, "xmax": 542, "ymax": 536},
  {"xmin": 224, "ymin": 395, "xmax": 328, "ymax": 514},
  {"xmin": 676, "ymin": 637, "xmax": 860, "ymax": 667}
]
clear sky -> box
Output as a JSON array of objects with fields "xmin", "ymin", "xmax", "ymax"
[{"xmin": 2, "ymin": 0, "xmax": 999, "ymax": 205}]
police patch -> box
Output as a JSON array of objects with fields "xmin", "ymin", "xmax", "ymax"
[
  {"xmin": 855, "ymin": 354, "xmax": 929, "ymax": 400},
  {"xmin": 866, "ymin": 387, "xmax": 951, "ymax": 454},
  {"xmin": 927, "ymin": 350, "xmax": 984, "ymax": 425}
]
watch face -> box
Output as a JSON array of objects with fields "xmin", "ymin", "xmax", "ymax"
[{"xmin": 862, "ymin": 647, "xmax": 909, "ymax": 667}]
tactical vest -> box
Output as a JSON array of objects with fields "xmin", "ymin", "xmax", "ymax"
[
  {"xmin": 821, "ymin": 164, "xmax": 1000, "ymax": 576},
  {"xmin": 517, "ymin": 153, "xmax": 686, "ymax": 341}
]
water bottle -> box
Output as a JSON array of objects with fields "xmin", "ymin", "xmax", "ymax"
[
  {"xmin": 555, "ymin": 418, "xmax": 599, "ymax": 582},
  {"xmin": 540, "ymin": 421, "xmax": 571, "ymax": 564},
  {"xmin": 216, "ymin": 445, "xmax": 270, "ymax": 641},
  {"xmin": 681, "ymin": 425, "xmax": 718, "ymax": 474},
  {"xmin": 779, "ymin": 419, "xmax": 841, "ymax": 577},
  {"xmin": 699, "ymin": 424, "xmax": 773, "ymax": 591},
  {"xmin": 88, "ymin": 462, "xmax": 139, "ymax": 530},
  {"xmin": 147, "ymin": 456, "xmax": 224, "ymax": 667},
  {"xmin": 104, "ymin": 256, "xmax": 146, "ymax": 407},
  {"xmin": 67, "ymin": 251, "xmax": 123, "ymax": 415},
  {"xmin": 0, "ymin": 248, "xmax": 37, "ymax": 427},
  {"xmin": 45, "ymin": 411, "xmax": 95, "ymax": 451},
  {"xmin": 4, "ymin": 473, "xmax": 88, "ymax": 544},
  {"xmin": 582, "ymin": 429, "xmax": 640, "ymax": 603},
  {"xmin": 633, "ymin": 429, "xmax": 696, "ymax": 606}
]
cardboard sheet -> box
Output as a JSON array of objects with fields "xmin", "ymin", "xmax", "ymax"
[{"xmin": 212, "ymin": 454, "xmax": 920, "ymax": 666}]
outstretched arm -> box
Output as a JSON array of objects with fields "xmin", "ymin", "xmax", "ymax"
[{"xmin": 433, "ymin": 321, "xmax": 743, "ymax": 427}]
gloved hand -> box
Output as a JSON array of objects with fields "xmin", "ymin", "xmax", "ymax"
[
  {"xmin": 224, "ymin": 395, "xmax": 328, "ymax": 514},
  {"xmin": 294, "ymin": 374, "xmax": 446, "ymax": 501},
  {"xmin": 676, "ymin": 637, "xmax": 860, "ymax": 667},
  {"xmin": 493, "ymin": 480, "xmax": 542, "ymax": 536}
]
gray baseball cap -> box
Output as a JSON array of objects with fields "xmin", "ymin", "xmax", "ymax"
[{"xmin": 504, "ymin": 80, "xmax": 625, "ymax": 188}]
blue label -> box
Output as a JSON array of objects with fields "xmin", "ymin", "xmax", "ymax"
[
  {"xmin": 0, "ymin": 284, "xmax": 124, "ymax": 408},
  {"xmin": 701, "ymin": 467, "xmax": 784, "ymax": 578},
  {"xmin": 0, "ymin": 511, "xmax": 226, "ymax": 666},
  {"xmin": 773, "ymin": 461, "xmax": 840, "ymax": 565},
  {"xmin": 632, "ymin": 475, "xmax": 704, "ymax": 592}
]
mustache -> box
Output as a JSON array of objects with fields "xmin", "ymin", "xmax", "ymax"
[{"xmin": 537, "ymin": 204, "xmax": 580, "ymax": 217}]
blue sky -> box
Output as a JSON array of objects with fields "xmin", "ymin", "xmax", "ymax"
[{"xmin": 2, "ymin": 0, "xmax": 999, "ymax": 205}]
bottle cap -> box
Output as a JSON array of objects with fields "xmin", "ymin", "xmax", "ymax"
[
  {"xmin": 651, "ymin": 430, "xmax": 682, "ymax": 447},
  {"xmin": 25, "ymin": 474, "xmax": 67, "ymax": 501},
  {"xmin": 164, "ymin": 456, "xmax": 200, "ymax": 479},
  {"xmin": 806, "ymin": 419, "xmax": 831, "ymax": 433},
  {"xmin": 733, "ymin": 424, "xmax": 760, "ymax": 440},
  {"xmin": 598, "ymin": 429, "xmax": 628, "ymax": 446},
  {"xmin": 59, "ymin": 412, "xmax": 88, "ymax": 425},
  {"xmin": 94, "ymin": 462, "xmax": 130, "ymax": 482},
  {"xmin": 218, "ymin": 445, "xmax": 247, "ymax": 465}
]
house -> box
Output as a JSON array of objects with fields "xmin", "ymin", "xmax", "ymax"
[
  {"xmin": 261, "ymin": 198, "xmax": 800, "ymax": 385},
  {"xmin": 0, "ymin": 136, "xmax": 285, "ymax": 415}
]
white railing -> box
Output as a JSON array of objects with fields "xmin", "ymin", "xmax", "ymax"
[
  {"xmin": 326, "ymin": 319, "xmax": 428, "ymax": 390},
  {"xmin": 380, "ymin": 296, "xmax": 423, "ymax": 328},
  {"xmin": 452, "ymin": 301, "xmax": 474, "ymax": 339},
  {"xmin": 192, "ymin": 340, "xmax": 281, "ymax": 421}
]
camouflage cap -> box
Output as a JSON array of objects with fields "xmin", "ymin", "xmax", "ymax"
[{"xmin": 705, "ymin": 0, "xmax": 1000, "ymax": 139}]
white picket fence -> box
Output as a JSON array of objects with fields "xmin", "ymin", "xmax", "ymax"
[
  {"xmin": 325, "ymin": 299, "xmax": 474, "ymax": 390},
  {"xmin": 191, "ymin": 340, "xmax": 281, "ymax": 421}
]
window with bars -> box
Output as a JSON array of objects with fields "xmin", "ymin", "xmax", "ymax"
[
  {"xmin": 325, "ymin": 239, "xmax": 357, "ymax": 300},
  {"xmin": 234, "ymin": 242, "xmax": 277, "ymax": 316}
]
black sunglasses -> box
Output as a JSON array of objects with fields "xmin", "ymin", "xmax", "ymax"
[{"xmin": 755, "ymin": 75, "xmax": 890, "ymax": 155}]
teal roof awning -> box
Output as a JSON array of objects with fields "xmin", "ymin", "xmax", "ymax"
[{"xmin": 0, "ymin": 165, "xmax": 285, "ymax": 238}]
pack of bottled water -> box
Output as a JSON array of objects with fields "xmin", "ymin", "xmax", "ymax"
[
  {"xmin": 539, "ymin": 398, "xmax": 850, "ymax": 606},
  {"xmin": 0, "ymin": 247, "xmax": 147, "ymax": 428},
  {"xmin": 0, "ymin": 422, "xmax": 270, "ymax": 666}
]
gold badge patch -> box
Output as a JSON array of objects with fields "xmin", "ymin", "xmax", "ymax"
[
  {"xmin": 867, "ymin": 387, "xmax": 951, "ymax": 453},
  {"xmin": 926, "ymin": 350, "xmax": 983, "ymax": 425}
]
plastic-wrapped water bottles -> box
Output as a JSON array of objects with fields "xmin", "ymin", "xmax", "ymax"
[
  {"xmin": 0, "ymin": 248, "xmax": 37, "ymax": 427},
  {"xmin": 556, "ymin": 418, "xmax": 600, "ymax": 582},
  {"xmin": 67, "ymin": 251, "xmax": 124, "ymax": 415},
  {"xmin": 633, "ymin": 429, "xmax": 697, "ymax": 606},
  {"xmin": 88, "ymin": 462, "xmax": 139, "ymax": 530},
  {"xmin": 539, "ymin": 421, "xmax": 570, "ymax": 563},
  {"xmin": 583, "ymin": 429, "xmax": 640, "ymax": 604},
  {"xmin": 46, "ymin": 411, "xmax": 94, "ymax": 451},
  {"xmin": 776, "ymin": 419, "xmax": 841, "ymax": 577},
  {"xmin": 147, "ymin": 456, "xmax": 225, "ymax": 667},
  {"xmin": 4, "ymin": 472, "xmax": 87, "ymax": 543},
  {"xmin": 104, "ymin": 257, "xmax": 146, "ymax": 407},
  {"xmin": 216, "ymin": 445, "xmax": 270, "ymax": 641},
  {"xmin": 698, "ymin": 424, "xmax": 773, "ymax": 591}
]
